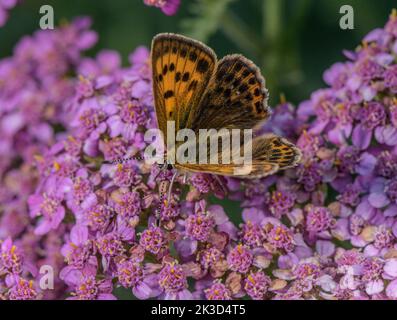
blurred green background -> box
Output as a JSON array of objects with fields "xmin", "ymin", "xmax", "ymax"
[{"xmin": 1, "ymin": 0, "xmax": 396, "ymax": 105}]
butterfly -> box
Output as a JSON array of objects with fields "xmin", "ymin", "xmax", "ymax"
[{"xmin": 150, "ymin": 33, "xmax": 301, "ymax": 180}]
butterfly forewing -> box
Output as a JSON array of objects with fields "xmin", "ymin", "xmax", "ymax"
[
  {"xmin": 191, "ymin": 55, "xmax": 270, "ymax": 132},
  {"xmin": 151, "ymin": 33, "xmax": 217, "ymax": 135}
]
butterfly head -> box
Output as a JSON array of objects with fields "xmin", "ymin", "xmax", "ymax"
[{"xmin": 157, "ymin": 160, "xmax": 174, "ymax": 171}]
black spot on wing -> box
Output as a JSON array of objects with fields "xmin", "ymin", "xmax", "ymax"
[
  {"xmin": 239, "ymin": 84, "xmax": 248, "ymax": 93},
  {"xmin": 254, "ymin": 101, "xmax": 262, "ymax": 113},
  {"xmin": 223, "ymin": 88, "xmax": 231, "ymax": 98},
  {"xmin": 182, "ymin": 72, "xmax": 190, "ymax": 82},
  {"xmin": 189, "ymin": 51, "xmax": 198, "ymax": 62},
  {"xmin": 164, "ymin": 90, "xmax": 174, "ymax": 99},
  {"xmin": 225, "ymin": 74, "xmax": 234, "ymax": 83},
  {"xmin": 197, "ymin": 58, "xmax": 210, "ymax": 73}
]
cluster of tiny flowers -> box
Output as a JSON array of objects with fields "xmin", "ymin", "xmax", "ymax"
[
  {"xmin": 0, "ymin": 238, "xmax": 37, "ymax": 299},
  {"xmin": 27, "ymin": 44, "xmax": 168, "ymax": 300},
  {"xmin": 143, "ymin": 0, "xmax": 180, "ymax": 16},
  {"xmin": 2, "ymin": 11, "xmax": 397, "ymax": 300},
  {"xmin": 0, "ymin": 18, "xmax": 97, "ymax": 299},
  {"xmin": 247, "ymin": 10, "xmax": 397, "ymax": 300}
]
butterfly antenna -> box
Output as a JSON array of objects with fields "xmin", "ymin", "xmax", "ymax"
[
  {"xmin": 213, "ymin": 174, "xmax": 228, "ymax": 195},
  {"xmin": 104, "ymin": 155, "xmax": 145, "ymax": 165}
]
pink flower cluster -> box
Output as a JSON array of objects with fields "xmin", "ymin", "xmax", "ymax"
[
  {"xmin": 0, "ymin": 17, "xmax": 97, "ymax": 299},
  {"xmin": 143, "ymin": 0, "xmax": 180, "ymax": 16},
  {"xmin": 253, "ymin": 10, "xmax": 397, "ymax": 299},
  {"xmin": 1, "ymin": 11, "xmax": 397, "ymax": 300}
]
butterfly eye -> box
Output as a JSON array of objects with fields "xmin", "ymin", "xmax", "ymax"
[
  {"xmin": 157, "ymin": 163, "xmax": 165, "ymax": 169},
  {"xmin": 167, "ymin": 164, "xmax": 173, "ymax": 170}
]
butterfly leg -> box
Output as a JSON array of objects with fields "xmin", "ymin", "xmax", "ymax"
[
  {"xmin": 181, "ymin": 173, "xmax": 188, "ymax": 184},
  {"xmin": 155, "ymin": 180, "xmax": 169, "ymax": 225},
  {"xmin": 167, "ymin": 170, "xmax": 179, "ymax": 203},
  {"xmin": 103, "ymin": 155, "xmax": 145, "ymax": 165},
  {"xmin": 213, "ymin": 174, "xmax": 228, "ymax": 195}
]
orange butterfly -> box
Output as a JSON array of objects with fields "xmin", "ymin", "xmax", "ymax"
[{"xmin": 150, "ymin": 33, "xmax": 301, "ymax": 179}]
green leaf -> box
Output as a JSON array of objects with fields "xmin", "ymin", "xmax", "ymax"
[
  {"xmin": 209, "ymin": 195, "xmax": 243, "ymax": 226},
  {"xmin": 113, "ymin": 286, "xmax": 136, "ymax": 300}
]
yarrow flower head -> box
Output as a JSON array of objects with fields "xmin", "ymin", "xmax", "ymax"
[
  {"xmin": 158, "ymin": 261, "xmax": 192, "ymax": 299},
  {"xmin": 0, "ymin": 239, "xmax": 39, "ymax": 300},
  {"xmin": 143, "ymin": 0, "xmax": 180, "ymax": 16},
  {"xmin": 204, "ymin": 282, "xmax": 232, "ymax": 300},
  {"xmin": 69, "ymin": 274, "xmax": 116, "ymax": 300},
  {"xmin": 8, "ymin": 277, "xmax": 38, "ymax": 300},
  {"xmin": 113, "ymin": 191, "xmax": 142, "ymax": 218},
  {"xmin": 266, "ymin": 224, "xmax": 295, "ymax": 252},
  {"xmin": 305, "ymin": 206, "xmax": 335, "ymax": 234},
  {"xmin": 244, "ymin": 271, "xmax": 271, "ymax": 300},
  {"xmin": 96, "ymin": 233, "xmax": 125, "ymax": 258},
  {"xmin": 0, "ymin": 237, "xmax": 22, "ymax": 274},
  {"xmin": 185, "ymin": 211, "xmax": 214, "ymax": 241},
  {"xmin": 293, "ymin": 262, "xmax": 321, "ymax": 280},
  {"xmin": 198, "ymin": 246, "xmax": 224, "ymax": 270},
  {"xmin": 266, "ymin": 190, "xmax": 296, "ymax": 218},
  {"xmin": 240, "ymin": 220, "xmax": 264, "ymax": 247},
  {"xmin": 140, "ymin": 225, "xmax": 165, "ymax": 256},
  {"xmin": 226, "ymin": 244, "xmax": 253, "ymax": 274},
  {"xmin": 116, "ymin": 259, "xmax": 144, "ymax": 288}
]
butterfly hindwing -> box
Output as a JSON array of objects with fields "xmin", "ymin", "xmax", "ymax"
[
  {"xmin": 251, "ymin": 134, "xmax": 302, "ymax": 170},
  {"xmin": 176, "ymin": 134, "xmax": 301, "ymax": 178},
  {"xmin": 191, "ymin": 54, "xmax": 270, "ymax": 132},
  {"xmin": 151, "ymin": 33, "xmax": 217, "ymax": 135},
  {"xmin": 175, "ymin": 162, "xmax": 279, "ymax": 178}
]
